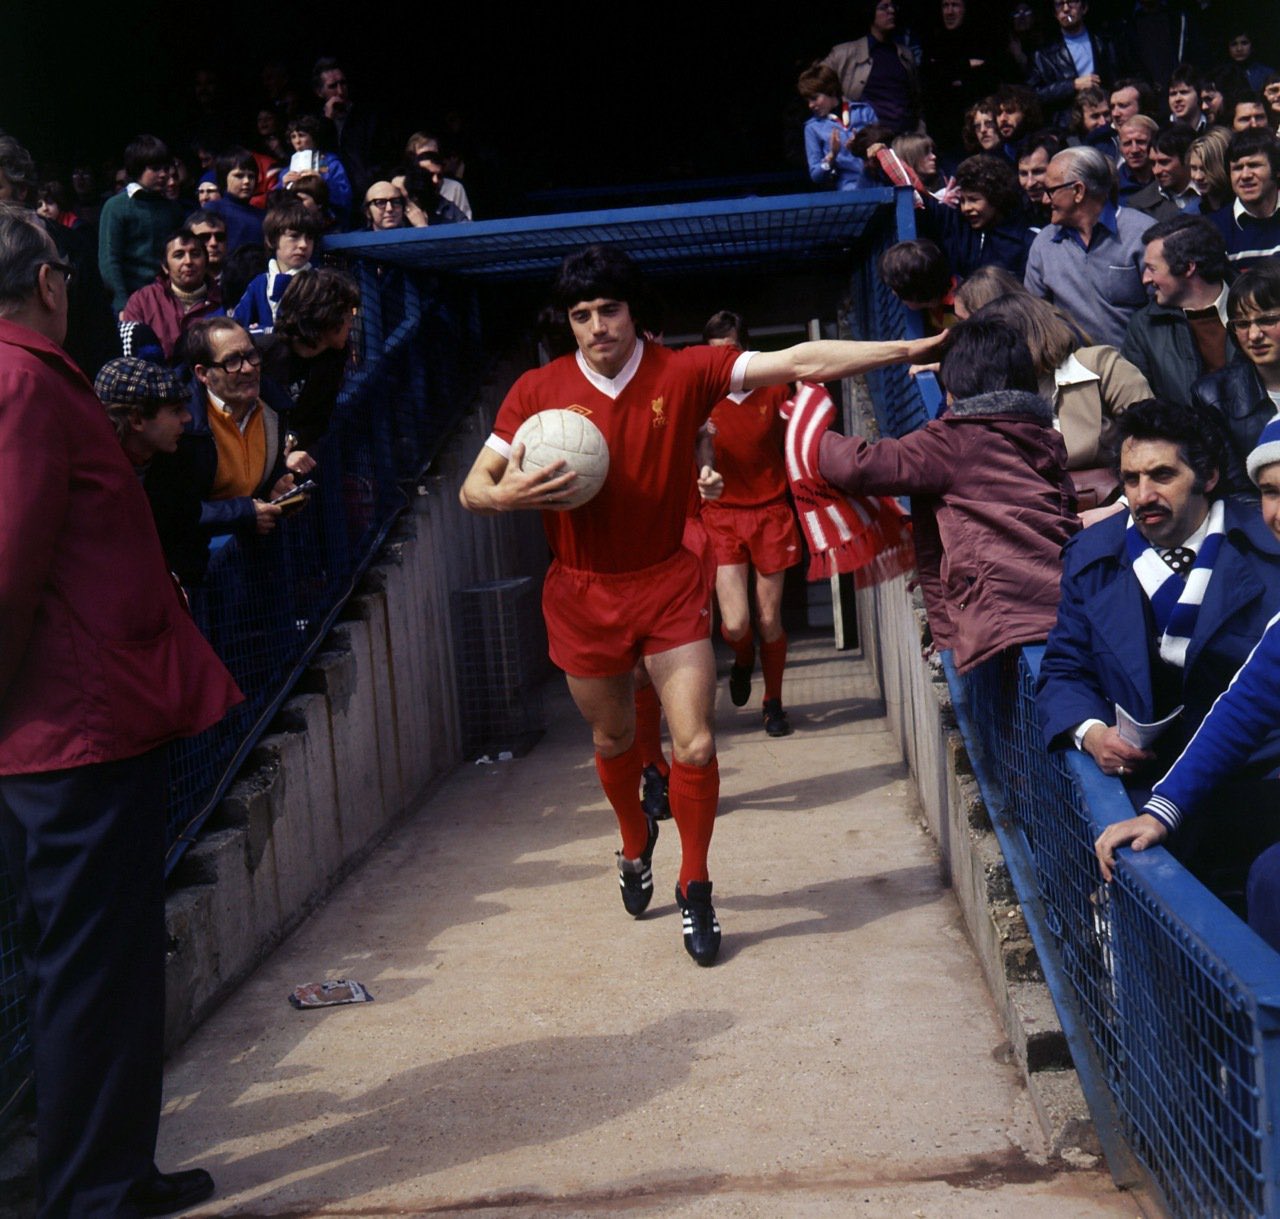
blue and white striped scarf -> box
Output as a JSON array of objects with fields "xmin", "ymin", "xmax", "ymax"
[{"xmin": 1125, "ymin": 500, "xmax": 1225, "ymax": 668}]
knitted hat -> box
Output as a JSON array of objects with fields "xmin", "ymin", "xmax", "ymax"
[
  {"xmin": 1246, "ymin": 414, "xmax": 1280, "ymax": 486},
  {"xmin": 94, "ymin": 357, "xmax": 186, "ymax": 407}
]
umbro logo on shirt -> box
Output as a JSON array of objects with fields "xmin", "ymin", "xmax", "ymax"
[{"xmin": 565, "ymin": 404, "xmax": 593, "ymax": 417}]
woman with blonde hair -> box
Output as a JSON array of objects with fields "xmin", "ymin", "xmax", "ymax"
[
  {"xmin": 973, "ymin": 294, "xmax": 1152, "ymax": 505},
  {"xmin": 1188, "ymin": 129, "xmax": 1232, "ymax": 213}
]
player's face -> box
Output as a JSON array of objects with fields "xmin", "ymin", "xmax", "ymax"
[
  {"xmin": 1120, "ymin": 437, "xmax": 1215, "ymax": 548},
  {"xmin": 568, "ymin": 297, "xmax": 637, "ymax": 378}
]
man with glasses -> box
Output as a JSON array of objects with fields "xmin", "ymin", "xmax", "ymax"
[
  {"xmin": 1024, "ymin": 146, "xmax": 1148, "ymax": 346},
  {"xmin": 97, "ymin": 135, "xmax": 186, "ymax": 316},
  {"xmin": 182, "ymin": 317, "xmax": 312, "ymax": 536},
  {"xmin": 363, "ymin": 181, "xmax": 407, "ymax": 231},
  {"xmin": 1028, "ymin": 0, "xmax": 1124, "ymax": 127},
  {"xmin": 0, "ymin": 202, "xmax": 241, "ymax": 1217},
  {"xmin": 1192, "ymin": 263, "xmax": 1280, "ymax": 496}
]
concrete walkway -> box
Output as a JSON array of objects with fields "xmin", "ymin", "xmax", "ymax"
[{"xmin": 156, "ymin": 633, "xmax": 1141, "ymax": 1217}]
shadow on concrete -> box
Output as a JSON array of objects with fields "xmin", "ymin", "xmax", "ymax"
[
  {"xmin": 717, "ymin": 760, "xmax": 909, "ymax": 818},
  {"xmin": 710, "ymin": 864, "xmax": 940, "ymax": 961},
  {"xmin": 179, "ymin": 1010, "xmax": 736, "ymax": 1214}
]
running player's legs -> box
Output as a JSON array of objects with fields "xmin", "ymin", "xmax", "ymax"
[
  {"xmin": 714, "ymin": 564, "xmax": 752, "ymax": 639},
  {"xmin": 645, "ymin": 639, "xmax": 719, "ymax": 890},
  {"xmin": 565, "ymin": 671, "xmax": 652, "ymax": 862},
  {"xmin": 754, "ymin": 568, "xmax": 787, "ymax": 643}
]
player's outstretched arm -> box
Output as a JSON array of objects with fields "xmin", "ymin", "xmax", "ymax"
[
  {"xmin": 459, "ymin": 444, "xmax": 578, "ymax": 515},
  {"xmin": 741, "ymin": 334, "xmax": 946, "ymax": 391}
]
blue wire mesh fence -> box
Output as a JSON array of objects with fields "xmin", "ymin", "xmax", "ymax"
[
  {"xmin": 844, "ymin": 208, "xmax": 1280, "ymax": 1213},
  {"xmin": 946, "ymin": 639, "xmax": 1280, "ymax": 1217}
]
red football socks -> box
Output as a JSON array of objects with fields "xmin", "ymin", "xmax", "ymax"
[
  {"xmin": 669, "ymin": 756, "xmax": 719, "ymax": 888},
  {"xmin": 760, "ymin": 633, "xmax": 788, "ymax": 702},
  {"xmin": 595, "ymin": 743, "xmax": 650, "ymax": 859},
  {"xmin": 633, "ymin": 682, "xmax": 668, "ymax": 776},
  {"xmin": 721, "ymin": 623, "xmax": 755, "ymax": 670}
]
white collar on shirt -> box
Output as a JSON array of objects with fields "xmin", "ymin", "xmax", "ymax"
[{"xmin": 575, "ymin": 337, "xmax": 645, "ymax": 400}]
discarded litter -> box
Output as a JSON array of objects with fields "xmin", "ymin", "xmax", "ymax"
[
  {"xmin": 474, "ymin": 752, "xmax": 515, "ymax": 765},
  {"xmin": 288, "ymin": 979, "xmax": 374, "ymax": 1009}
]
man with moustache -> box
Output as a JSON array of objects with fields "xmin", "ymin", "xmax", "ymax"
[{"xmin": 1036, "ymin": 399, "xmax": 1280, "ymax": 826}]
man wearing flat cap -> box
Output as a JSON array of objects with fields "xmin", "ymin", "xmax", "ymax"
[{"xmin": 96, "ymin": 357, "xmax": 209, "ymax": 588}]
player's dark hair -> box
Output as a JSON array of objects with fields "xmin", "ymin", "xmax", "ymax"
[
  {"xmin": 878, "ymin": 239, "xmax": 951, "ymax": 303},
  {"xmin": 1114, "ymin": 398, "xmax": 1228, "ymax": 496},
  {"xmin": 702, "ymin": 309, "xmax": 749, "ymax": 347},
  {"xmin": 552, "ymin": 244, "xmax": 645, "ymax": 312},
  {"xmin": 938, "ymin": 318, "xmax": 1037, "ymax": 399}
]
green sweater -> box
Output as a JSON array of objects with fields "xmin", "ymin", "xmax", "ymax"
[{"xmin": 97, "ymin": 188, "xmax": 187, "ymax": 314}]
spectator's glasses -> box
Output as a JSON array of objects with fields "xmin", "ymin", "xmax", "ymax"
[
  {"xmin": 1229, "ymin": 313, "xmax": 1280, "ymax": 333},
  {"xmin": 209, "ymin": 349, "xmax": 263, "ymax": 373},
  {"xmin": 1045, "ymin": 180, "xmax": 1082, "ymax": 197},
  {"xmin": 367, "ymin": 197, "xmax": 404, "ymax": 210},
  {"xmin": 41, "ymin": 259, "xmax": 74, "ymax": 286}
]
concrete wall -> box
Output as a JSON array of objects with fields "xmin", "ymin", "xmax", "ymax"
[
  {"xmin": 856, "ymin": 575, "xmax": 1100, "ymax": 1158},
  {"xmin": 162, "ymin": 370, "xmax": 548, "ymax": 1051}
]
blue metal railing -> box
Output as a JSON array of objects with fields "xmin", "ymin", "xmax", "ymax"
[
  {"xmin": 947, "ymin": 647, "xmax": 1280, "ymax": 1218},
  {"xmin": 845, "ymin": 217, "xmax": 1280, "ymax": 1213}
]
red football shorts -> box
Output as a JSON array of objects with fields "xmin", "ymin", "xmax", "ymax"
[
  {"xmin": 701, "ymin": 499, "xmax": 802, "ymax": 575},
  {"xmin": 543, "ymin": 547, "xmax": 712, "ymax": 678},
  {"xmin": 682, "ymin": 514, "xmax": 716, "ymax": 599}
]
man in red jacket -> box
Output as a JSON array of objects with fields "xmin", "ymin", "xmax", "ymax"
[{"xmin": 0, "ymin": 203, "xmax": 242, "ymax": 1218}]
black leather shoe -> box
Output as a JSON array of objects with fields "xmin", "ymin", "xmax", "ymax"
[
  {"xmin": 617, "ymin": 817, "xmax": 659, "ymax": 917},
  {"xmin": 676, "ymin": 880, "xmax": 722, "ymax": 966},
  {"xmin": 129, "ymin": 1167, "xmax": 216, "ymax": 1217}
]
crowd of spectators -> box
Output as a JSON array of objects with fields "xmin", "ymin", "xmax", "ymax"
[{"xmin": 795, "ymin": 3, "xmax": 1280, "ymax": 944}]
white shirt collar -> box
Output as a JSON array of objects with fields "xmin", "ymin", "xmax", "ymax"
[
  {"xmin": 1233, "ymin": 195, "xmax": 1280, "ymax": 226},
  {"xmin": 1161, "ymin": 507, "xmax": 1213, "ymax": 557},
  {"xmin": 575, "ymin": 337, "xmax": 644, "ymax": 400},
  {"xmin": 1054, "ymin": 351, "xmax": 1101, "ymax": 389},
  {"xmin": 206, "ymin": 387, "xmax": 260, "ymax": 434}
]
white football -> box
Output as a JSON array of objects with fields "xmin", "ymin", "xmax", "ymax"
[{"xmin": 512, "ymin": 409, "xmax": 610, "ymax": 510}]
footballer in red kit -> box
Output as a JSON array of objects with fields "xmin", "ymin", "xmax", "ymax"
[
  {"xmin": 460, "ymin": 245, "xmax": 942, "ymax": 966},
  {"xmin": 702, "ymin": 310, "xmax": 802, "ymax": 736}
]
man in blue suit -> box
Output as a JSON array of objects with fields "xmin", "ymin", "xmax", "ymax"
[{"xmin": 1037, "ymin": 399, "xmax": 1280, "ymax": 852}]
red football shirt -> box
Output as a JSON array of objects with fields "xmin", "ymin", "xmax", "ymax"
[
  {"xmin": 707, "ymin": 384, "xmax": 791, "ymax": 507},
  {"xmin": 490, "ymin": 340, "xmax": 746, "ymax": 572}
]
